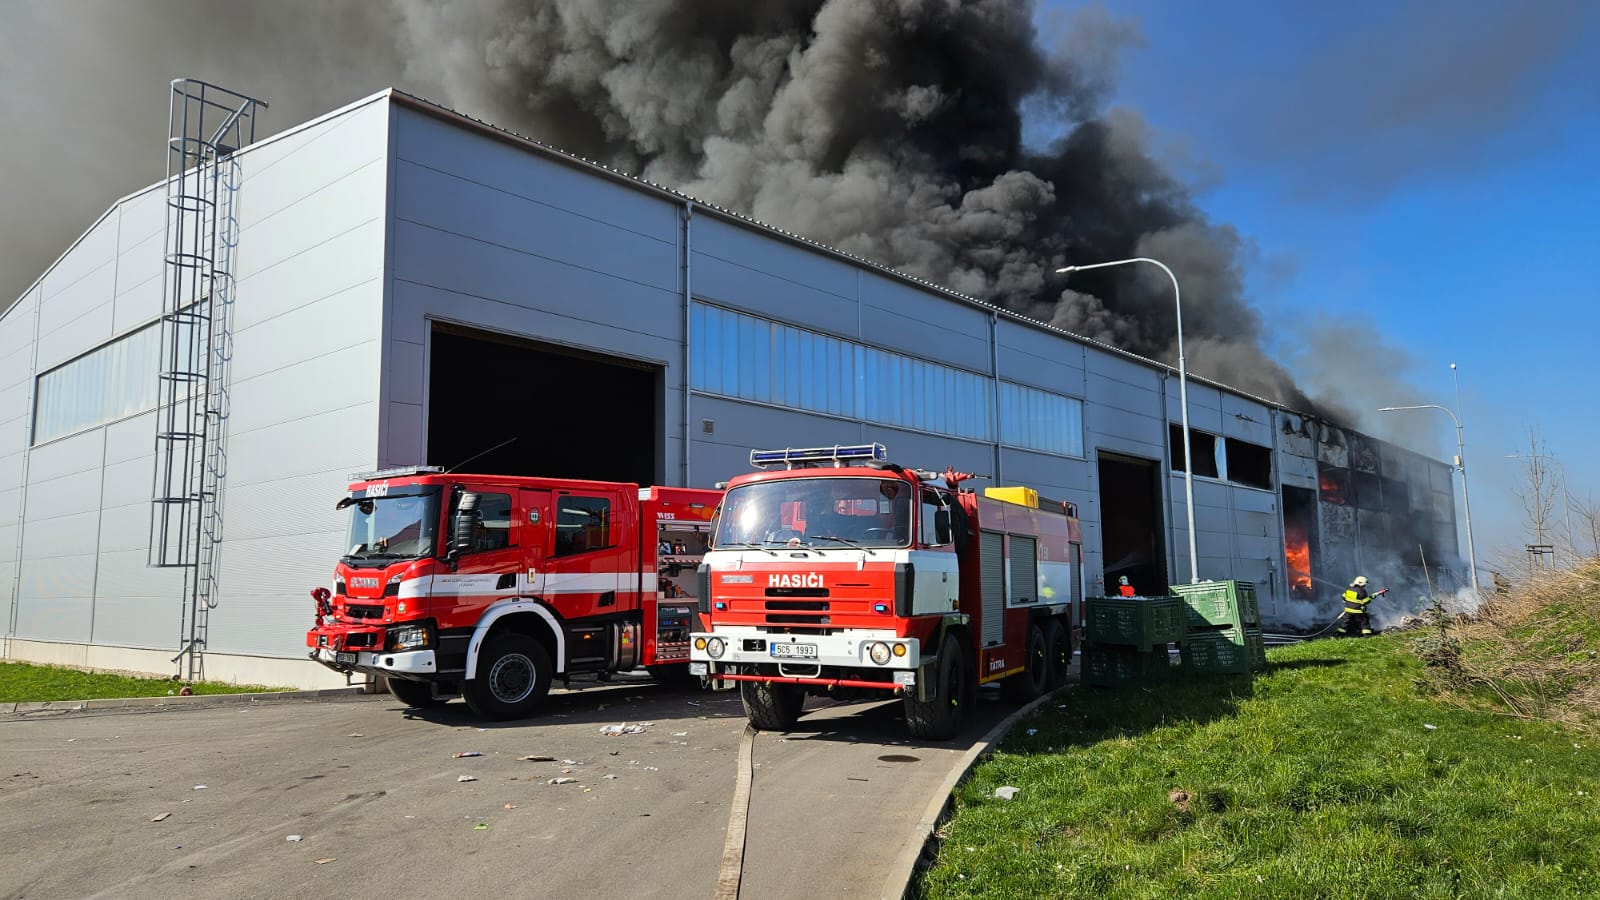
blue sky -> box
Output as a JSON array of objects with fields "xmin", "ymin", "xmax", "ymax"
[{"xmin": 1040, "ymin": 0, "xmax": 1600, "ymax": 564}]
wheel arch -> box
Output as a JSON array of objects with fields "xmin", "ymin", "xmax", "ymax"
[{"xmin": 467, "ymin": 600, "xmax": 565, "ymax": 681}]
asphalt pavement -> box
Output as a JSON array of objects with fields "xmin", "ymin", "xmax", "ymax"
[{"xmin": 1, "ymin": 675, "xmax": 1020, "ymax": 900}]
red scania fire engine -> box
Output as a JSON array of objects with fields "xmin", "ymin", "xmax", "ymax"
[
  {"xmin": 306, "ymin": 466, "xmax": 720, "ymax": 720},
  {"xmin": 689, "ymin": 444, "xmax": 1084, "ymax": 739}
]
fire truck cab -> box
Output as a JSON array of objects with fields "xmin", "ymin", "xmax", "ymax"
[
  {"xmin": 689, "ymin": 444, "xmax": 1083, "ymax": 739},
  {"xmin": 306, "ymin": 466, "xmax": 719, "ymax": 720}
]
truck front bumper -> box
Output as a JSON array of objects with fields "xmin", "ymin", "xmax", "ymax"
[
  {"xmin": 688, "ymin": 628, "xmax": 922, "ymax": 689},
  {"xmin": 310, "ymin": 646, "xmax": 438, "ymax": 676}
]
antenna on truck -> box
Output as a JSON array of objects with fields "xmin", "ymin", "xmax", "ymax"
[{"xmin": 445, "ymin": 437, "xmax": 518, "ymax": 474}]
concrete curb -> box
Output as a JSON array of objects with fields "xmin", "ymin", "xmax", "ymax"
[
  {"xmin": 879, "ymin": 685, "xmax": 1069, "ymax": 900},
  {"xmin": 2, "ymin": 686, "xmax": 372, "ymax": 716}
]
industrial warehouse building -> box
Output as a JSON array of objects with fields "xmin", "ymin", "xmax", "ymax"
[{"xmin": 0, "ymin": 87, "xmax": 1461, "ymax": 689}]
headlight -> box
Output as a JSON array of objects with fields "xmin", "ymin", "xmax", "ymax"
[
  {"xmin": 868, "ymin": 641, "xmax": 891, "ymax": 665},
  {"xmin": 706, "ymin": 637, "xmax": 726, "ymax": 659},
  {"xmin": 387, "ymin": 623, "xmax": 431, "ymax": 652}
]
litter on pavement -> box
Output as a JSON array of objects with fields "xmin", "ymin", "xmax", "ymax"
[
  {"xmin": 600, "ymin": 722, "xmax": 654, "ymax": 735},
  {"xmin": 453, "ymin": 751, "xmax": 484, "ymax": 758},
  {"xmin": 457, "ymin": 775, "xmax": 478, "ymax": 783},
  {"xmin": 150, "ymin": 812, "xmax": 171, "ymax": 823}
]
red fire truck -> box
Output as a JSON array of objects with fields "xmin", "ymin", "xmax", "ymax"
[
  {"xmin": 306, "ymin": 466, "xmax": 720, "ymax": 720},
  {"xmin": 689, "ymin": 444, "xmax": 1084, "ymax": 739}
]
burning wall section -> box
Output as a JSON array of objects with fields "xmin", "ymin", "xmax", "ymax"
[{"xmin": 1277, "ymin": 414, "xmax": 1461, "ymax": 630}]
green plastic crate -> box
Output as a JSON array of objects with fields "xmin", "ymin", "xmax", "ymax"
[
  {"xmin": 1180, "ymin": 626, "xmax": 1252, "ymax": 675},
  {"xmin": 1171, "ymin": 580, "xmax": 1260, "ymax": 629},
  {"xmin": 1084, "ymin": 596, "xmax": 1186, "ymax": 646},
  {"xmin": 1083, "ymin": 643, "xmax": 1175, "ymax": 687}
]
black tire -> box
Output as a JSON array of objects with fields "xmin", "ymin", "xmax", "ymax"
[
  {"xmin": 464, "ymin": 633, "xmax": 552, "ymax": 720},
  {"xmin": 905, "ymin": 634, "xmax": 968, "ymax": 740},
  {"xmin": 385, "ymin": 676, "xmax": 446, "ymax": 708},
  {"xmin": 1002, "ymin": 623, "xmax": 1050, "ymax": 702},
  {"xmin": 740, "ymin": 679, "xmax": 806, "ymax": 731},
  {"xmin": 1044, "ymin": 619, "xmax": 1073, "ymax": 691}
]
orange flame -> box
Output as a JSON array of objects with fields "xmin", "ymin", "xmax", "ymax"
[{"xmin": 1285, "ymin": 524, "xmax": 1313, "ymax": 596}]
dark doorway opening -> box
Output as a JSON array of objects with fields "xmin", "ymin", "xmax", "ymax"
[
  {"xmin": 1283, "ymin": 485, "xmax": 1318, "ymax": 601},
  {"xmin": 1096, "ymin": 453, "xmax": 1167, "ymax": 595},
  {"xmin": 426, "ymin": 324, "xmax": 659, "ymax": 484}
]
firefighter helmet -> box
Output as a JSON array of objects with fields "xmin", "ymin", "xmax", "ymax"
[
  {"xmin": 1119, "ymin": 576, "xmax": 1130, "ymax": 585},
  {"xmin": 1352, "ymin": 576, "xmax": 1369, "ymax": 587}
]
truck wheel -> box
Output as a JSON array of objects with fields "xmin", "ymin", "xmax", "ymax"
[
  {"xmin": 1044, "ymin": 619, "xmax": 1073, "ymax": 690},
  {"xmin": 905, "ymin": 634, "xmax": 968, "ymax": 740},
  {"xmin": 464, "ymin": 633, "xmax": 552, "ymax": 720},
  {"xmin": 740, "ymin": 680, "xmax": 806, "ymax": 731},
  {"xmin": 385, "ymin": 676, "xmax": 445, "ymax": 708},
  {"xmin": 1002, "ymin": 623, "xmax": 1050, "ymax": 702}
]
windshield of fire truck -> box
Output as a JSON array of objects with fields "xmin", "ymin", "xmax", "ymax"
[
  {"xmin": 712, "ymin": 477, "xmax": 911, "ymax": 550},
  {"xmin": 343, "ymin": 488, "xmax": 441, "ymax": 563}
]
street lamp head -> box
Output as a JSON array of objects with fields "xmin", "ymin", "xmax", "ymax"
[{"xmin": 1450, "ymin": 362, "xmax": 1457, "ymax": 370}]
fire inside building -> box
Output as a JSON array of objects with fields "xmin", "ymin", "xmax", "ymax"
[{"xmin": 0, "ymin": 85, "xmax": 1463, "ymax": 688}]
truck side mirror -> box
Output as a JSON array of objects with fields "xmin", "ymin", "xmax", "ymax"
[
  {"xmin": 450, "ymin": 491, "xmax": 481, "ymax": 560},
  {"xmin": 934, "ymin": 508, "xmax": 952, "ymax": 546}
]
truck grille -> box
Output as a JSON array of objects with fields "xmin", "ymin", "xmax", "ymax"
[
  {"xmin": 764, "ymin": 599, "xmax": 830, "ymax": 627},
  {"xmin": 345, "ymin": 604, "xmax": 384, "ymax": 620}
]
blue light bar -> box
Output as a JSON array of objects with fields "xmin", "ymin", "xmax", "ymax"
[{"xmin": 749, "ymin": 443, "xmax": 889, "ymax": 469}]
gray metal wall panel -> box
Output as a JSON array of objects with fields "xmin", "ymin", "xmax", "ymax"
[
  {"xmin": 0, "ymin": 291, "xmax": 37, "ymax": 360},
  {"xmin": 103, "ymin": 412, "xmax": 155, "ymax": 466},
  {"xmin": 692, "ymin": 220, "xmax": 858, "ymax": 337},
  {"xmin": 0, "ymin": 344, "xmax": 31, "ymax": 393},
  {"xmin": 0, "ymin": 488, "xmax": 19, "ymax": 530},
  {"xmin": 223, "ymin": 467, "xmax": 363, "ymax": 544},
  {"xmin": 859, "ymin": 273, "xmax": 991, "ymax": 372},
  {"xmin": 386, "ymin": 339, "xmax": 425, "ymax": 405},
  {"xmin": 112, "ymin": 189, "xmax": 166, "ymax": 335},
  {"xmin": 228, "ymin": 344, "xmax": 380, "ymax": 436},
  {"xmin": 234, "ymin": 164, "xmax": 386, "ymax": 283},
  {"xmin": 17, "ymin": 511, "xmax": 100, "ymax": 562},
  {"xmin": 385, "ymin": 402, "xmax": 425, "ymax": 467},
  {"xmin": 13, "ymin": 579, "xmax": 92, "ymax": 642},
  {"xmin": 391, "ymin": 222, "xmax": 682, "ymax": 349},
  {"xmin": 231, "ymin": 226, "xmax": 385, "ymax": 334},
  {"xmin": 392, "ymin": 106, "xmax": 679, "ymax": 241},
  {"xmin": 999, "ymin": 448, "xmax": 1092, "ymax": 501},
  {"xmin": 22, "ymin": 429, "xmax": 102, "ymax": 484},
  {"xmin": 23, "ymin": 471, "xmax": 103, "ymax": 520},
  {"xmin": 1221, "ymin": 394, "xmax": 1273, "ymax": 446},
  {"xmin": 393, "ymin": 159, "xmax": 678, "ymax": 292},
  {"xmin": 995, "ymin": 320, "xmax": 1088, "ymax": 397},
  {"xmin": 90, "ymin": 588, "xmax": 180, "ymax": 648},
  {"xmin": 94, "ymin": 502, "xmax": 152, "ymax": 554},
  {"xmin": 36, "ymin": 297, "xmax": 114, "ymax": 374},
  {"xmin": 1166, "ymin": 381, "xmax": 1224, "ymax": 434},
  {"xmin": 225, "ymin": 403, "xmax": 381, "ymax": 490},
  {"xmin": 91, "ymin": 548, "xmax": 185, "ymax": 601},
  {"xmin": 204, "ymin": 530, "xmax": 348, "ymax": 656}
]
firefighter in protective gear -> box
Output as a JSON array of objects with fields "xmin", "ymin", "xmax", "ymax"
[
  {"xmin": 1118, "ymin": 576, "xmax": 1136, "ymax": 597},
  {"xmin": 1340, "ymin": 576, "xmax": 1374, "ymax": 636}
]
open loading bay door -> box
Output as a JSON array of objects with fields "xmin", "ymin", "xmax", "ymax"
[
  {"xmin": 427, "ymin": 324, "xmax": 660, "ymax": 483},
  {"xmin": 1096, "ymin": 452, "xmax": 1168, "ymax": 595}
]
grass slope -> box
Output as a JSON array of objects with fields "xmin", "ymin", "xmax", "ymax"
[
  {"xmin": 0, "ymin": 660, "xmax": 288, "ymax": 703},
  {"xmin": 918, "ymin": 637, "xmax": 1600, "ymax": 899}
]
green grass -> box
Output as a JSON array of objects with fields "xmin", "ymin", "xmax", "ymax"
[
  {"xmin": 0, "ymin": 660, "xmax": 290, "ymax": 703},
  {"xmin": 917, "ymin": 637, "xmax": 1600, "ymax": 899}
]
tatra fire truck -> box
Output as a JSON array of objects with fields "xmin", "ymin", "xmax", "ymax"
[
  {"xmin": 306, "ymin": 466, "xmax": 720, "ymax": 720},
  {"xmin": 689, "ymin": 444, "xmax": 1084, "ymax": 739}
]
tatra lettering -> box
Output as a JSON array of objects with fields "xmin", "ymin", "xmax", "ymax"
[{"xmin": 767, "ymin": 573, "xmax": 825, "ymax": 588}]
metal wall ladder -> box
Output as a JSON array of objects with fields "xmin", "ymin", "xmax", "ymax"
[{"xmin": 149, "ymin": 80, "xmax": 266, "ymax": 682}]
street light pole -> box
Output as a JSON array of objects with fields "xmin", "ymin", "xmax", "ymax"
[
  {"xmin": 1379, "ymin": 395, "xmax": 1480, "ymax": 593},
  {"xmin": 1057, "ymin": 257, "xmax": 1198, "ymax": 584}
]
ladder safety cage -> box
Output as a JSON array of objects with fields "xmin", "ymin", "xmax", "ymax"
[{"xmin": 148, "ymin": 79, "xmax": 266, "ymax": 682}]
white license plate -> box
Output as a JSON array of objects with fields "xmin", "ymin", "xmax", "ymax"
[
  {"xmin": 771, "ymin": 643, "xmax": 817, "ymax": 659},
  {"xmin": 335, "ymin": 651, "xmax": 358, "ymax": 665}
]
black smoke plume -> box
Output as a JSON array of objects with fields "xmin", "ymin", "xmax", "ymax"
[{"xmin": 392, "ymin": 0, "xmax": 1318, "ymax": 409}]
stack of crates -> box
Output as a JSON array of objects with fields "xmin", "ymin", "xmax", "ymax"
[
  {"xmin": 1081, "ymin": 595, "xmax": 1185, "ymax": 687},
  {"xmin": 1171, "ymin": 581, "xmax": 1266, "ymax": 675}
]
